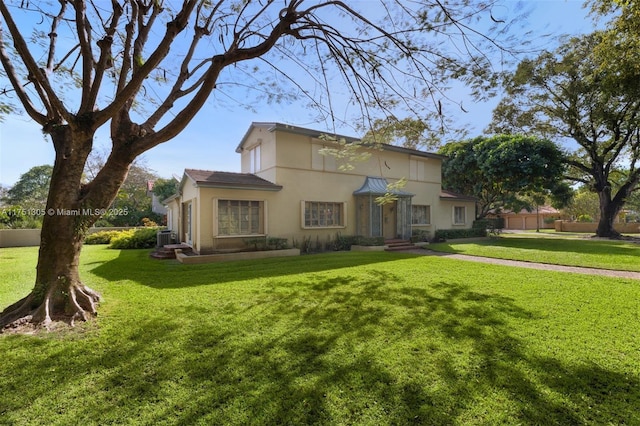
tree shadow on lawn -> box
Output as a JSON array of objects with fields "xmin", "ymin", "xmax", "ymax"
[
  {"xmin": 432, "ymin": 237, "xmax": 640, "ymax": 257},
  {"xmin": 172, "ymin": 273, "xmax": 639, "ymax": 424},
  {"xmin": 1, "ymin": 271, "xmax": 637, "ymax": 424},
  {"xmin": 0, "ymin": 317, "xmax": 186, "ymax": 424},
  {"xmin": 88, "ymin": 249, "xmax": 421, "ymax": 289},
  {"xmin": 122, "ymin": 273, "xmax": 640, "ymax": 422}
]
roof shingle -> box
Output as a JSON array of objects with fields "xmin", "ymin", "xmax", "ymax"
[{"xmin": 184, "ymin": 169, "xmax": 282, "ymax": 191}]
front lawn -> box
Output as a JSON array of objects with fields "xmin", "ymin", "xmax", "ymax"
[
  {"xmin": 1, "ymin": 246, "xmax": 639, "ymax": 425},
  {"xmin": 430, "ymin": 235, "xmax": 640, "ymax": 271}
]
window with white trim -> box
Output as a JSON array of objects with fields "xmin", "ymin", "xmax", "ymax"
[
  {"xmin": 303, "ymin": 201, "xmax": 345, "ymax": 228},
  {"xmin": 453, "ymin": 206, "xmax": 466, "ymax": 225},
  {"xmin": 217, "ymin": 200, "xmax": 264, "ymax": 235},
  {"xmin": 412, "ymin": 205, "xmax": 431, "ymax": 225}
]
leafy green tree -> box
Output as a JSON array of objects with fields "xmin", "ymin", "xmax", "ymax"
[
  {"xmin": 0, "ymin": 184, "xmax": 8, "ymax": 207},
  {"xmin": 624, "ymin": 190, "xmax": 640, "ymax": 222},
  {"xmin": 0, "ymin": 1, "xmax": 519, "ymax": 329},
  {"xmin": 3, "ymin": 165, "xmax": 53, "ymax": 210},
  {"xmin": 488, "ymin": 32, "xmax": 640, "ymax": 237},
  {"xmin": 106, "ymin": 163, "xmax": 159, "ymax": 226},
  {"xmin": 562, "ymin": 187, "xmax": 601, "ymax": 222},
  {"xmin": 361, "ymin": 115, "xmax": 467, "ymax": 150},
  {"xmin": 440, "ymin": 135, "xmax": 569, "ymax": 218},
  {"xmin": 152, "ymin": 178, "xmax": 179, "ymax": 203},
  {"xmin": 85, "ymin": 151, "xmax": 160, "ymax": 226},
  {"xmin": 590, "ymin": 1, "xmax": 640, "ymax": 76},
  {"xmin": 361, "ymin": 117, "xmax": 432, "ymax": 149}
]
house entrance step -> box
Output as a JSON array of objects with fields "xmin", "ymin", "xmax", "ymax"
[
  {"xmin": 384, "ymin": 239, "xmax": 417, "ymax": 251},
  {"xmin": 150, "ymin": 243, "xmax": 193, "ymax": 259}
]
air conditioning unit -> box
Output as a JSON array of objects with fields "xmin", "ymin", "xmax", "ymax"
[{"xmin": 157, "ymin": 230, "xmax": 172, "ymax": 247}]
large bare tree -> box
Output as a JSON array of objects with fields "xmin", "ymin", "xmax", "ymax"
[{"xmin": 0, "ymin": 0, "xmax": 515, "ymax": 330}]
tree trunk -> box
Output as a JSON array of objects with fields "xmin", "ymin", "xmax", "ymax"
[
  {"xmin": 0, "ymin": 216, "xmax": 102, "ymax": 330},
  {"xmin": 0, "ymin": 126, "xmax": 130, "ymax": 331},
  {"xmin": 596, "ymin": 189, "xmax": 622, "ymax": 238}
]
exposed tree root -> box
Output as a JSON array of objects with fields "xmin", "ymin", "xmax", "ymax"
[{"xmin": 0, "ymin": 282, "xmax": 100, "ymax": 334}]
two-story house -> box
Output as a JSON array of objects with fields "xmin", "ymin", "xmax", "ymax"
[{"xmin": 164, "ymin": 122, "xmax": 475, "ymax": 254}]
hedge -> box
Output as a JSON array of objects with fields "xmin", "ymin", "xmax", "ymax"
[
  {"xmin": 472, "ymin": 218, "xmax": 504, "ymax": 230},
  {"xmin": 108, "ymin": 228, "xmax": 159, "ymax": 249},
  {"xmin": 434, "ymin": 227, "xmax": 487, "ymax": 241},
  {"xmin": 84, "ymin": 230, "xmax": 122, "ymax": 245}
]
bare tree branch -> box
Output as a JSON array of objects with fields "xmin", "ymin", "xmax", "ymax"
[
  {"xmin": 85, "ymin": 1, "xmax": 123, "ymax": 113},
  {"xmin": 133, "ymin": 2, "xmax": 305, "ymax": 152},
  {"xmin": 0, "ymin": 1, "xmax": 69, "ymax": 124},
  {"xmin": 0, "ymin": 25, "xmax": 46, "ymax": 122},
  {"xmin": 45, "ymin": 1, "xmax": 66, "ymax": 73},
  {"xmin": 96, "ymin": 1, "xmax": 199, "ymax": 128},
  {"xmin": 72, "ymin": 0, "xmax": 96, "ymax": 109},
  {"xmin": 143, "ymin": 2, "xmax": 224, "ymax": 130}
]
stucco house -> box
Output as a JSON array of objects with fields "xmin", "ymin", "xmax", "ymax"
[{"xmin": 164, "ymin": 122, "xmax": 476, "ymax": 254}]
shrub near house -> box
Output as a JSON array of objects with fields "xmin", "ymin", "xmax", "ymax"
[{"xmin": 84, "ymin": 228, "xmax": 159, "ymax": 249}]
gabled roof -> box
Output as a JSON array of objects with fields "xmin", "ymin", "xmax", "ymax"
[
  {"xmin": 184, "ymin": 169, "xmax": 282, "ymax": 191},
  {"xmin": 236, "ymin": 122, "xmax": 446, "ymax": 160},
  {"xmin": 439, "ymin": 190, "xmax": 477, "ymax": 201},
  {"xmin": 353, "ymin": 176, "xmax": 414, "ymax": 197}
]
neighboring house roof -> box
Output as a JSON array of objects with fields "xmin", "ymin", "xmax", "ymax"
[
  {"xmin": 439, "ymin": 190, "xmax": 477, "ymax": 201},
  {"xmin": 353, "ymin": 176, "xmax": 414, "ymax": 197},
  {"xmin": 236, "ymin": 122, "xmax": 446, "ymax": 161},
  {"xmin": 184, "ymin": 169, "xmax": 283, "ymax": 191}
]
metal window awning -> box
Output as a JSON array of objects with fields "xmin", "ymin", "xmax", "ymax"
[{"xmin": 353, "ymin": 176, "xmax": 413, "ymax": 197}]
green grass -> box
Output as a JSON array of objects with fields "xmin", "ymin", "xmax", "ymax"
[
  {"xmin": 1, "ymin": 246, "xmax": 639, "ymax": 425},
  {"xmin": 430, "ymin": 235, "xmax": 640, "ymax": 271}
]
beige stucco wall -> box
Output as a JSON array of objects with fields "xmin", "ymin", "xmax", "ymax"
[
  {"xmin": 266, "ymin": 137, "xmax": 448, "ymax": 238},
  {"xmin": 194, "ymin": 186, "xmax": 280, "ymax": 253},
  {"xmin": 263, "ymin": 167, "xmax": 358, "ymax": 243},
  {"xmin": 555, "ymin": 221, "xmax": 640, "ymax": 234},
  {"xmin": 0, "ymin": 229, "xmax": 41, "ymax": 247},
  {"xmin": 433, "ymin": 200, "xmax": 476, "ymax": 230},
  {"xmin": 243, "ymin": 125, "xmax": 442, "ymax": 185},
  {"xmin": 179, "ymin": 177, "xmax": 199, "ymax": 249},
  {"xmin": 240, "ymin": 125, "xmax": 277, "ymax": 177},
  {"xmin": 182, "ymin": 125, "xmax": 476, "ymax": 252},
  {"xmin": 264, "ymin": 132, "xmax": 471, "ymax": 234},
  {"xmin": 260, "ymin": 136, "xmax": 472, "ymax": 244},
  {"xmin": 0, "ymin": 227, "xmax": 143, "ymax": 248},
  {"xmin": 165, "ymin": 198, "xmax": 180, "ymax": 233}
]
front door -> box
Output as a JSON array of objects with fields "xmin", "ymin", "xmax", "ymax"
[{"xmin": 382, "ymin": 202, "xmax": 397, "ymax": 240}]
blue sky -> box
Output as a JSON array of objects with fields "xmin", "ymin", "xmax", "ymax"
[{"xmin": 0, "ymin": 0, "xmax": 595, "ymax": 187}]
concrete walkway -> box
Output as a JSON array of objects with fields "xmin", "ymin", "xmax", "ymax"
[{"xmin": 416, "ymin": 250, "xmax": 640, "ymax": 281}]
